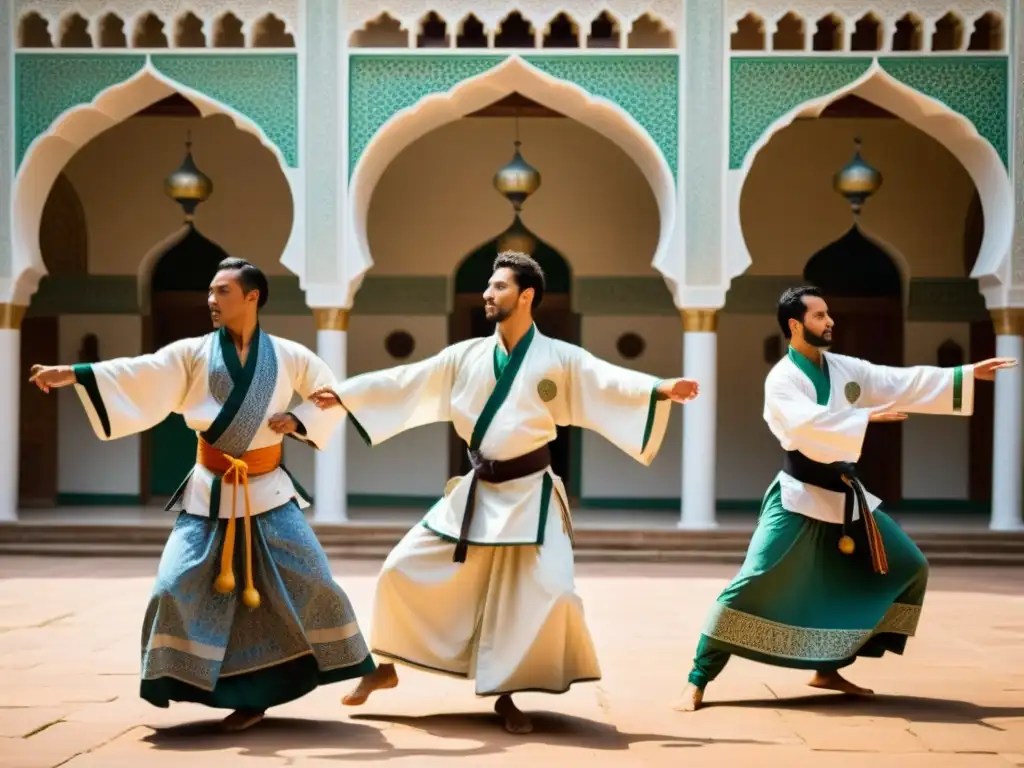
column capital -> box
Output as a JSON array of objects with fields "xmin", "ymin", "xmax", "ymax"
[
  {"xmin": 990, "ymin": 308, "xmax": 1024, "ymax": 336},
  {"xmin": 0, "ymin": 304, "xmax": 27, "ymax": 330},
  {"xmin": 681, "ymin": 308, "xmax": 717, "ymax": 332},
  {"xmin": 313, "ymin": 308, "xmax": 350, "ymax": 331}
]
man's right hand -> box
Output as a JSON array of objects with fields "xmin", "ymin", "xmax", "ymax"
[
  {"xmin": 869, "ymin": 411, "xmax": 908, "ymax": 423},
  {"xmin": 309, "ymin": 386, "xmax": 342, "ymax": 410},
  {"xmin": 28, "ymin": 365, "xmax": 76, "ymax": 394}
]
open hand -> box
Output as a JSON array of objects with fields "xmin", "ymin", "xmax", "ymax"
[
  {"xmin": 28, "ymin": 364, "xmax": 76, "ymax": 394},
  {"xmin": 267, "ymin": 413, "xmax": 299, "ymax": 434},
  {"xmin": 870, "ymin": 411, "xmax": 908, "ymax": 423},
  {"xmin": 973, "ymin": 357, "xmax": 1018, "ymax": 381},
  {"xmin": 658, "ymin": 378, "xmax": 700, "ymax": 404},
  {"xmin": 309, "ymin": 386, "xmax": 342, "ymax": 410}
]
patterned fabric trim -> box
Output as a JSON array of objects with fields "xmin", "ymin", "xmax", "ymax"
[{"xmin": 702, "ymin": 602, "xmax": 921, "ymax": 662}]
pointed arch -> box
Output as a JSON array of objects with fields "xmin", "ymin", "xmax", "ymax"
[
  {"xmin": 347, "ymin": 55, "xmax": 675, "ymax": 308},
  {"xmin": 726, "ymin": 62, "xmax": 1011, "ymax": 296},
  {"xmin": 12, "ymin": 64, "xmax": 298, "ymax": 305}
]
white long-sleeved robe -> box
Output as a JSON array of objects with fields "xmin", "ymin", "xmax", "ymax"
[
  {"xmin": 335, "ymin": 324, "xmax": 672, "ymax": 544},
  {"xmin": 72, "ymin": 327, "xmax": 346, "ymax": 519},
  {"xmin": 331, "ymin": 324, "xmax": 672, "ymax": 694},
  {"xmin": 766, "ymin": 347, "xmax": 975, "ymax": 524}
]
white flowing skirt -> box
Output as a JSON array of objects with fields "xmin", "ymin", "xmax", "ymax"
[{"xmin": 369, "ymin": 509, "xmax": 601, "ymax": 696}]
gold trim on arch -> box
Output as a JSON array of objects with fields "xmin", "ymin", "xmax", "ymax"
[
  {"xmin": 314, "ymin": 308, "xmax": 350, "ymax": 331},
  {"xmin": 991, "ymin": 308, "xmax": 1024, "ymax": 336},
  {"xmin": 0, "ymin": 304, "xmax": 27, "ymax": 330},
  {"xmin": 681, "ymin": 309, "xmax": 717, "ymax": 333}
]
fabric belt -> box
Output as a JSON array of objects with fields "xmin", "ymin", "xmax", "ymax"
[
  {"xmin": 782, "ymin": 450, "xmax": 889, "ymax": 575},
  {"xmin": 453, "ymin": 444, "xmax": 552, "ymax": 563},
  {"xmin": 196, "ymin": 437, "xmax": 283, "ymax": 608}
]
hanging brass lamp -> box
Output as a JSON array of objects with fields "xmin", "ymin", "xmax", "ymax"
[
  {"xmin": 165, "ymin": 131, "xmax": 213, "ymax": 221},
  {"xmin": 833, "ymin": 137, "xmax": 882, "ymax": 217},
  {"xmin": 493, "ymin": 109, "xmax": 541, "ymax": 211}
]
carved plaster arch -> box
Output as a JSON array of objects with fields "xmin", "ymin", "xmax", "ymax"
[
  {"xmin": 11, "ymin": 63, "xmax": 300, "ymax": 305},
  {"xmin": 726, "ymin": 61, "xmax": 1011, "ymax": 304},
  {"xmin": 347, "ymin": 55, "xmax": 676, "ymax": 307}
]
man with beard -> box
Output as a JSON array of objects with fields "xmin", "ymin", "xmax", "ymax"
[
  {"xmin": 309, "ymin": 251, "xmax": 700, "ymax": 734},
  {"xmin": 676, "ymin": 285, "xmax": 1016, "ymax": 711}
]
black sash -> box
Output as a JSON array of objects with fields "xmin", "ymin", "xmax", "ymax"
[
  {"xmin": 453, "ymin": 444, "xmax": 552, "ymax": 563},
  {"xmin": 782, "ymin": 451, "xmax": 889, "ymax": 574}
]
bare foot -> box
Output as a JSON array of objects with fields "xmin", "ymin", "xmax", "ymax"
[
  {"xmin": 220, "ymin": 709, "xmax": 265, "ymax": 732},
  {"xmin": 342, "ymin": 663, "xmax": 399, "ymax": 706},
  {"xmin": 808, "ymin": 670, "xmax": 874, "ymax": 696},
  {"xmin": 673, "ymin": 683, "xmax": 704, "ymax": 712},
  {"xmin": 494, "ymin": 694, "xmax": 533, "ymax": 734}
]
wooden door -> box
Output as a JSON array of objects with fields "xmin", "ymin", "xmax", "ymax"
[
  {"xmin": 19, "ymin": 316, "xmax": 59, "ymax": 505},
  {"xmin": 826, "ymin": 296, "xmax": 904, "ymax": 503}
]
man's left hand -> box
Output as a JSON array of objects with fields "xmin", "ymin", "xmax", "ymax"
[
  {"xmin": 658, "ymin": 378, "xmax": 700, "ymax": 403},
  {"xmin": 974, "ymin": 357, "xmax": 1019, "ymax": 381},
  {"xmin": 268, "ymin": 413, "xmax": 299, "ymax": 434}
]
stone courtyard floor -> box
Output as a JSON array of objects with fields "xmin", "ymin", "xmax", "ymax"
[{"xmin": 0, "ymin": 557, "xmax": 1021, "ymax": 768}]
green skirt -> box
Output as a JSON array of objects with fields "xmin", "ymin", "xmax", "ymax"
[{"xmin": 688, "ymin": 481, "xmax": 928, "ymax": 689}]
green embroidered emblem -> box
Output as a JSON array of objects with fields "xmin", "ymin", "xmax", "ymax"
[
  {"xmin": 844, "ymin": 381, "xmax": 862, "ymax": 404},
  {"xmin": 538, "ymin": 379, "xmax": 558, "ymax": 402}
]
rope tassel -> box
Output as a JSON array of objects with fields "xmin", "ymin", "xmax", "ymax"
[
  {"xmin": 840, "ymin": 473, "xmax": 889, "ymax": 575},
  {"xmin": 210, "ymin": 454, "xmax": 261, "ymax": 609}
]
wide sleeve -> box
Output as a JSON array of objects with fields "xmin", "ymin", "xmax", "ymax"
[
  {"xmin": 764, "ymin": 374, "xmax": 872, "ymax": 464},
  {"xmin": 286, "ymin": 346, "xmax": 349, "ymax": 451},
  {"xmin": 566, "ymin": 349, "xmax": 671, "ymax": 466},
  {"xmin": 330, "ymin": 347, "xmax": 456, "ymax": 447},
  {"xmin": 858, "ymin": 359, "xmax": 975, "ymax": 417},
  {"xmin": 71, "ymin": 339, "xmax": 193, "ymax": 441}
]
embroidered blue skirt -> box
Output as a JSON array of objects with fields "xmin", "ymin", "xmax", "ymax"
[{"xmin": 140, "ymin": 501, "xmax": 375, "ymax": 711}]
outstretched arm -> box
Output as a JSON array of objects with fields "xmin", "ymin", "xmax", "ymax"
[
  {"xmin": 29, "ymin": 340, "xmax": 193, "ymax": 441},
  {"xmin": 566, "ymin": 350, "xmax": 699, "ymax": 466},
  {"xmin": 856, "ymin": 356, "xmax": 1016, "ymax": 417},
  {"xmin": 308, "ymin": 347, "xmax": 457, "ymax": 447}
]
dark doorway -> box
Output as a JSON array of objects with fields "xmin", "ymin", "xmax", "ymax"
[
  {"xmin": 144, "ymin": 225, "xmax": 229, "ymax": 501},
  {"xmin": 805, "ymin": 225, "xmax": 904, "ymax": 503},
  {"xmin": 448, "ymin": 234, "xmax": 579, "ymax": 499},
  {"xmin": 963, "ymin": 190, "xmax": 993, "ymax": 502}
]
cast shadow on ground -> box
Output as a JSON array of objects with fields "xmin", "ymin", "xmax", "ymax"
[
  {"xmin": 703, "ymin": 693, "xmax": 1024, "ymax": 727},
  {"xmin": 142, "ymin": 712, "xmax": 772, "ymax": 761}
]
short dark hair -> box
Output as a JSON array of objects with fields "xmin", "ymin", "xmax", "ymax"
[
  {"xmin": 777, "ymin": 285, "xmax": 822, "ymax": 339},
  {"xmin": 217, "ymin": 258, "xmax": 269, "ymax": 310},
  {"xmin": 493, "ymin": 251, "xmax": 545, "ymax": 309}
]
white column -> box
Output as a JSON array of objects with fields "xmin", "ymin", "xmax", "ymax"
[
  {"xmin": 0, "ymin": 306, "xmax": 24, "ymax": 523},
  {"xmin": 990, "ymin": 309, "xmax": 1024, "ymax": 531},
  {"xmin": 313, "ymin": 309, "xmax": 348, "ymax": 523},
  {"xmin": 679, "ymin": 309, "xmax": 718, "ymax": 529}
]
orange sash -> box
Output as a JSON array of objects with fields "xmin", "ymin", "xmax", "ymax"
[{"xmin": 196, "ymin": 438, "xmax": 283, "ymax": 608}]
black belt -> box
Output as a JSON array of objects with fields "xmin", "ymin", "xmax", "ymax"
[
  {"xmin": 453, "ymin": 444, "xmax": 552, "ymax": 563},
  {"xmin": 782, "ymin": 451, "xmax": 889, "ymax": 574}
]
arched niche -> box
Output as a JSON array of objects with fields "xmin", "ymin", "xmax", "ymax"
[{"xmin": 147, "ymin": 225, "xmax": 230, "ymax": 499}]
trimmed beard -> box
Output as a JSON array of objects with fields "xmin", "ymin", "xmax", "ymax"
[
  {"xmin": 803, "ymin": 327, "xmax": 831, "ymax": 348},
  {"xmin": 486, "ymin": 305, "xmax": 511, "ymax": 323}
]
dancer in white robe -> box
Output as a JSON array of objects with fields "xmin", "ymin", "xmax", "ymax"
[
  {"xmin": 29, "ymin": 258, "xmax": 373, "ymax": 732},
  {"xmin": 312, "ymin": 251, "xmax": 700, "ymax": 733},
  {"xmin": 677, "ymin": 285, "xmax": 1017, "ymax": 711}
]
